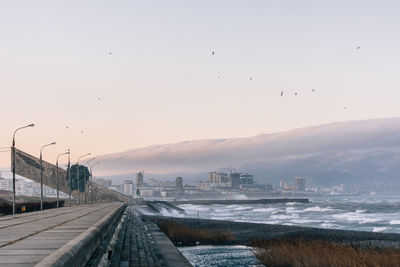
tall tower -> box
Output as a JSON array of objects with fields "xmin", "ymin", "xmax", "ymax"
[
  {"xmin": 294, "ymin": 177, "xmax": 306, "ymax": 191},
  {"xmin": 136, "ymin": 171, "xmax": 144, "ymax": 188},
  {"xmin": 175, "ymin": 177, "xmax": 184, "ymax": 193}
]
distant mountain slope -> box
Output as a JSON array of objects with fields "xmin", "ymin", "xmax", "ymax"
[{"xmin": 97, "ymin": 118, "xmax": 400, "ymax": 189}]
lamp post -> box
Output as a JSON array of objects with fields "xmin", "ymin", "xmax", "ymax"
[
  {"xmin": 83, "ymin": 157, "xmax": 95, "ymax": 204},
  {"xmin": 40, "ymin": 142, "xmax": 56, "ymax": 211},
  {"xmin": 89, "ymin": 161, "xmax": 99, "ymax": 204},
  {"xmin": 11, "ymin": 123, "xmax": 34, "ymax": 215},
  {"xmin": 76, "ymin": 153, "xmax": 91, "ymax": 204},
  {"xmin": 56, "ymin": 150, "xmax": 70, "ymax": 208},
  {"xmin": 67, "ymin": 151, "xmax": 71, "ymax": 206}
]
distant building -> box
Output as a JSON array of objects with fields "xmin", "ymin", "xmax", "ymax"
[
  {"xmin": 294, "ymin": 177, "xmax": 306, "ymax": 191},
  {"xmin": 184, "ymin": 185, "xmax": 197, "ymax": 195},
  {"xmin": 123, "ymin": 180, "xmax": 133, "ymax": 196},
  {"xmin": 230, "ymin": 172, "xmax": 241, "ymax": 188},
  {"xmin": 240, "ymin": 184, "xmax": 266, "ymax": 191},
  {"xmin": 240, "ymin": 174, "xmax": 253, "ymax": 184},
  {"xmin": 175, "ymin": 177, "xmax": 184, "ymax": 193},
  {"xmin": 266, "ymin": 183, "xmax": 273, "ymax": 192},
  {"xmin": 136, "ymin": 171, "xmax": 144, "ymax": 188},
  {"xmin": 209, "ymin": 172, "xmax": 229, "ymax": 183},
  {"xmin": 160, "ymin": 189, "xmax": 175, "ymax": 198},
  {"xmin": 139, "ymin": 185, "xmax": 158, "ymax": 198}
]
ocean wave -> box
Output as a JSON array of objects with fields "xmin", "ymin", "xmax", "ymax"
[
  {"xmin": 271, "ymin": 214, "xmax": 300, "ymax": 220},
  {"xmin": 303, "ymin": 206, "xmax": 335, "ymax": 212},
  {"xmin": 390, "ymin": 220, "xmax": 400, "ymax": 225},
  {"xmin": 159, "ymin": 208, "xmax": 185, "ymax": 218},
  {"xmin": 359, "ymin": 218, "xmax": 380, "ymax": 224},
  {"xmin": 233, "ymin": 206, "xmax": 252, "ymax": 211},
  {"xmin": 332, "ymin": 212, "xmax": 380, "ymax": 224},
  {"xmin": 355, "ymin": 209, "xmax": 367, "ymax": 213},
  {"xmin": 320, "ymin": 223, "xmax": 337, "ymax": 229},
  {"xmin": 253, "ymin": 207, "xmax": 277, "ymax": 213},
  {"xmin": 285, "ymin": 207, "xmax": 296, "ymax": 213},
  {"xmin": 290, "ymin": 219, "xmax": 323, "ymax": 224},
  {"xmin": 373, "ymin": 227, "xmax": 390, "ymax": 232},
  {"xmin": 178, "ymin": 204, "xmax": 211, "ymax": 211}
]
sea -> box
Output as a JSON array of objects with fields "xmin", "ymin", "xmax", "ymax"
[
  {"xmin": 164, "ymin": 195, "xmax": 400, "ymax": 266},
  {"xmin": 163, "ymin": 195, "xmax": 400, "ymax": 234}
]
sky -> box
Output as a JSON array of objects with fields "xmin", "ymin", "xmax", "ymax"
[{"xmin": 1, "ymin": 0, "xmax": 400, "ymax": 169}]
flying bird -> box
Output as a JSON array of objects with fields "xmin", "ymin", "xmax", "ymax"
[
  {"xmin": 356, "ymin": 46, "xmax": 360, "ymax": 50},
  {"xmin": 217, "ymin": 76, "xmax": 221, "ymax": 79},
  {"xmin": 312, "ymin": 89, "xmax": 315, "ymax": 93},
  {"xmin": 98, "ymin": 97, "xmax": 101, "ymax": 100},
  {"xmin": 81, "ymin": 130, "xmax": 84, "ymax": 133},
  {"xmin": 295, "ymin": 92, "xmax": 298, "ymax": 96},
  {"xmin": 280, "ymin": 91, "xmax": 283, "ymax": 97},
  {"xmin": 212, "ymin": 51, "xmax": 215, "ymax": 55},
  {"xmin": 109, "ymin": 52, "xmax": 112, "ymax": 55},
  {"xmin": 66, "ymin": 126, "xmax": 69, "ymax": 129},
  {"xmin": 249, "ymin": 77, "xmax": 253, "ymax": 80}
]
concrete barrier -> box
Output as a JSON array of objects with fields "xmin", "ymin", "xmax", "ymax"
[{"xmin": 35, "ymin": 203, "xmax": 126, "ymax": 267}]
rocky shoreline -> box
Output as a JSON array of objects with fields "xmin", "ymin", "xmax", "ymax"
[{"xmin": 143, "ymin": 215, "xmax": 400, "ymax": 247}]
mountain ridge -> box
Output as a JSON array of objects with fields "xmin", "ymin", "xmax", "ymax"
[{"xmin": 96, "ymin": 117, "xmax": 400, "ymax": 191}]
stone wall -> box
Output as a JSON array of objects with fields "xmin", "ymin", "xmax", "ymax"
[{"xmin": 12, "ymin": 148, "xmax": 130, "ymax": 202}]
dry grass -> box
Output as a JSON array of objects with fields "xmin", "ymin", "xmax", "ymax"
[
  {"xmin": 159, "ymin": 220, "xmax": 235, "ymax": 246},
  {"xmin": 251, "ymin": 239, "xmax": 400, "ymax": 267}
]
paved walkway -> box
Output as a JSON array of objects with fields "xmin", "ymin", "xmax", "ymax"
[
  {"xmin": 0, "ymin": 203, "xmax": 123, "ymax": 266},
  {"xmin": 108, "ymin": 206, "xmax": 191, "ymax": 267}
]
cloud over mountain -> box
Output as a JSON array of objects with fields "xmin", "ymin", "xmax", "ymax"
[{"xmin": 97, "ymin": 118, "xmax": 400, "ymax": 189}]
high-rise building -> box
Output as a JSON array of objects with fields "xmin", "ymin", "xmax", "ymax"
[
  {"xmin": 209, "ymin": 172, "xmax": 229, "ymax": 183},
  {"xmin": 230, "ymin": 172, "xmax": 241, "ymax": 188},
  {"xmin": 123, "ymin": 180, "xmax": 134, "ymax": 196},
  {"xmin": 136, "ymin": 171, "xmax": 144, "ymax": 188},
  {"xmin": 240, "ymin": 174, "xmax": 253, "ymax": 184},
  {"xmin": 294, "ymin": 177, "xmax": 306, "ymax": 191},
  {"xmin": 175, "ymin": 177, "xmax": 184, "ymax": 193}
]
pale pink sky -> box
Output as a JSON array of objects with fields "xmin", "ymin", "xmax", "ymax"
[{"xmin": 1, "ymin": 1, "xmax": 400, "ymax": 168}]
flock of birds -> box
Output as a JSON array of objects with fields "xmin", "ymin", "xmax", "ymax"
[
  {"xmin": 210, "ymin": 46, "xmax": 361, "ymax": 110},
  {"xmin": 68, "ymin": 46, "xmax": 360, "ymax": 133}
]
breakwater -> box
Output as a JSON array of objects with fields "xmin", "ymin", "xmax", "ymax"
[{"xmin": 170, "ymin": 198, "xmax": 309, "ymax": 205}]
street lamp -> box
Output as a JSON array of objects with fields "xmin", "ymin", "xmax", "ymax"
[
  {"xmin": 67, "ymin": 151, "xmax": 71, "ymax": 207},
  {"xmin": 83, "ymin": 157, "xmax": 96, "ymax": 204},
  {"xmin": 76, "ymin": 153, "xmax": 91, "ymax": 204},
  {"xmin": 11, "ymin": 123, "xmax": 34, "ymax": 215},
  {"xmin": 40, "ymin": 142, "xmax": 56, "ymax": 211},
  {"xmin": 88, "ymin": 161, "xmax": 99, "ymax": 204},
  {"xmin": 56, "ymin": 150, "xmax": 70, "ymax": 208}
]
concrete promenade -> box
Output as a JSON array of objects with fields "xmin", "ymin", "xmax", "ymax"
[
  {"xmin": 0, "ymin": 203, "xmax": 124, "ymax": 266},
  {"xmin": 105, "ymin": 206, "xmax": 191, "ymax": 267}
]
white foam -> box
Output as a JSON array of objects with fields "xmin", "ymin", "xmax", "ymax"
[
  {"xmin": 159, "ymin": 207, "xmax": 185, "ymax": 218},
  {"xmin": 303, "ymin": 206, "xmax": 334, "ymax": 212},
  {"xmin": 320, "ymin": 223, "xmax": 336, "ymax": 229},
  {"xmin": 290, "ymin": 219, "xmax": 323, "ymax": 224},
  {"xmin": 359, "ymin": 218, "xmax": 380, "ymax": 224},
  {"xmin": 285, "ymin": 207, "xmax": 296, "ymax": 213},
  {"xmin": 356, "ymin": 209, "xmax": 367, "ymax": 213},
  {"xmin": 390, "ymin": 220, "xmax": 400, "ymax": 225},
  {"xmin": 373, "ymin": 227, "xmax": 390, "ymax": 232},
  {"xmin": 271, "ymin": 214, "xmax": 300, "ymax": 220},
  {"xmin": 253, "ymin": 208, "xmax": 277, "ymax": 213},
  {"xmin": 332, "ymin": 212, "xmax": 364, "ymax": 222}
]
